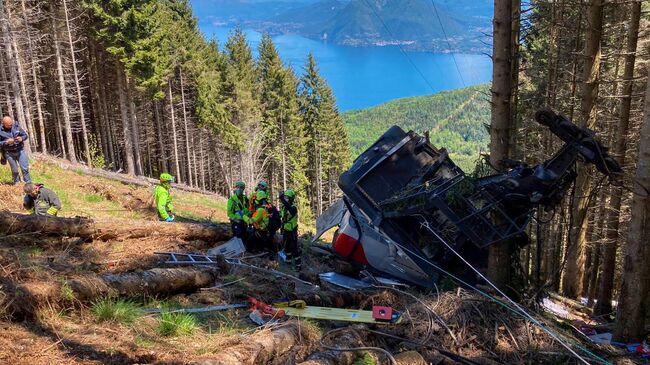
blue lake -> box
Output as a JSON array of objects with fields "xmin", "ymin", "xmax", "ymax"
[{"xmin": 199, "ymin": 25, "xmax": 493, "ymax": 111}]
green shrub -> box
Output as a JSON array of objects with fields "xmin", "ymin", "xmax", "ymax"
[
  {"xmin": 84, "ymin": 194, "xmax": 104, "ymax": 203},
  {"xmin": 92, "ymin": 298, "xmax": 142, "ymax": 324},
  {"xmin": 157, "ymin": 312, "xmax": 198, "ymax": 336}
]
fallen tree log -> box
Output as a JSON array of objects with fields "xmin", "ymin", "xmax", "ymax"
[
  {"xmin": 548, "ymin": 292, "xmax": 592, "ymax": 316},
  {"xmin": 68, "ymin": 265, "xmax": 228, "ymax": 301},
  {"xmin": 394, "ymin": 351, "xmax": 427, "ymax": 365},
  {"xmin": 298, "ymin": 328, "xmax": 366, "ymax": 365},
  {"xmin": 194, "ymin": 323, "xmax": 300, "ymax": 365},
  {"xmin": 4, "ymin": 266, "xmax": 228, "ymax": 319},
  {"xmin": 0, "ymin": 212, "xmax": 231, "ymax": 242}
]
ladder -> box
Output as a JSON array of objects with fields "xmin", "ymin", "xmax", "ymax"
[{"xmin": 155, "ymin": 251, "xmax": 222, "ymax": 265}]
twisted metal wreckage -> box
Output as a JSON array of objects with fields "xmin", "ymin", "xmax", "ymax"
[{"xmin": 314, "ymin": 108, "xmax": 622, "ymax": 288}]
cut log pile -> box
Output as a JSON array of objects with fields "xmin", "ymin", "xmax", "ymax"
[
  {"xmin": 195, "ymin": 323, "xmax": 301, "ymax": 365},
  {"xmin": 0, "ymin": 211, "xmax": 231, "ymax": 242},
  {"xmin": 4, "ymin": 266, "xmax": 228, "ymax": 319}
]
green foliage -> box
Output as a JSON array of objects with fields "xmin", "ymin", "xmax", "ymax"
[
  {"xmin": 157, "ymin": 312, "xmax": 198, "ymax": 336},
  {"xmin": 352, "ymin": 352, "xmax": 377, "ymax": 365},
  {"xmin": 84, "ymin": 194, "xmax": 105, "ymax": 203},
  {"xmin": 60, "ymin": 283, "xmax": 76, "ymax": 301},
  {"xmin": 343, "ymin": 84, "xmax": 490, "ymax": 172},
  {"xmin": 88, "ymin": 134, "xmax": 107, "ymax": 169},
  {"xmin": 91, "ymin": 298, "xmax": 143, "ymax": 324},
  {"xmin": 299, "ymin": 53, "xmax": 352, "ymax": 216}
]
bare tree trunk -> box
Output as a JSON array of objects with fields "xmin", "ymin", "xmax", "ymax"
[
  {"xmin": 613, "ymin": 62, "xmax": 650, "ymax": 342},
  {"xmin": 154, "ymin": 99, "xmax": 167, "ymax": 174},
  {"xmin": 168, "ymin": 80, "xmax": 181, "ymax": 182},
  {"xmin": 61, "ymin": 0, "xmax": 89, "ymax": 164},
  {"xmin": 0, "ymin": 0, "xmax": 30, "ymax": 153},
  {"xmin": 562, "ymin": 0, "xmax": 603, "ymax": 299},
  {"xmin": 594, "ymin": 0, "xmax": 641, "ymax": 316},
  {"xmin": 179, "ymin": 70, "xmax": 193, "ymax": 186},
  {"xmin": 487, "ymin": 0, "xmax": 516, "ymax": 289},
  {"xmin": 51, "ymin": 13, "xmax": 76, "ymax": 162},
  {"xmin": 199, "ymin": 136, "xmax": 206, "ymax": 190},
  {"xmin": 11, "ymin": 34, "xmax": 35, "ymax": 150},
  {"xmin": 20, "ymin": 0, "xmax": 45, "ymax": 153},
  {"xmin": 126, "ymin": 82, "xmax": 142, "ymax": 175},
  {"xmin": 116, "ymin": 66, "xmax": 135, "ymax": 174},
  {"xmin": 0, "ymin": 56, "xmax": 13, "ymax": 117}
]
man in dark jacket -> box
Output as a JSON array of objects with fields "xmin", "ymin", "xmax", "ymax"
[
  {"xmin": 0, "ymin": 116, "xmax": 31, "ymax": 184},
  {"xmin": 23, "ymin": 183, "xmax": 62, "ymax": 216}
]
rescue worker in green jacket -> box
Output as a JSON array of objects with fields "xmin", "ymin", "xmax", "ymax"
[
  {"xmin": 227, "ymin": 181, "xmax": 249, "ymax": 239},
  {"xmin": 23, "ymin": 183, "xmax": 61, "ymax": 216},
  {"xmin": 248, "ymin": 180, "xmax": 269, "ymax": 213},
  {"xmin": 154, "ymin": 173, "xmax": 175, "ymax": 222},
  {"xmin": 279, "ymin": 189, "xmax": 301, "ymax": 270},
  {"xmin": 244, "ymin": 190, "xmax": 270, "ymax": 253}
]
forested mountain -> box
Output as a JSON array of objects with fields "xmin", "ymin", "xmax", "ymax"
[
  {"xmin": 190, "ymin": 0, "xmax": 492, "ymax": 53},
  {"xmin": 343, "ymin": 84, "xmax": 489, "ymax": 171},
  {"xmin": 317, "ymin": 0, "xmax": 488, "ymax": 51},
  {"xmin": 0, "ymin": 0, "xmax": 350, "ymax": 220}
]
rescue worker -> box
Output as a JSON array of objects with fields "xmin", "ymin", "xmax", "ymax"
[
  {"xmin": 154, "ymin": 173, "xmax": 175, "ymax": 222},
  {"xmin": 245, "ymin": 190, "xmax": 270, "ymax": 253},
  {"xmin": 279, "ymin": 189, "xmax": 300, "ymax": 271},
  {"xmin": 227, "ymin": 181, "xmax": 249, "ymax": 239},
  {"xmin": 0, "ymin": 116, "xmax": 31, "ymax": 184},
  {"xmin": 248, "ymin": 180, "xmax": 269, "ymax": 213},
  {"xmin": 23, "ymin": 183, "xmax": 61, "ymax": 216}
]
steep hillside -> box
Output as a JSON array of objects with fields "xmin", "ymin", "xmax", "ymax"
[
  {"xmin": 343, "ymin": 84, "xmax": 490, "ymax": 171},
  {"xmin": 293, "ymin": 0, "xmax": 490, "ymax": 52}
]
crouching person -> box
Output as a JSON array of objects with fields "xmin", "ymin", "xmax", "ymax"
[
  {"xmin": 280, "ymin": 189, "xmax": 301, "ymax": 271},
  {"xmin": 23, "ymin": 183, "xmax": 61, "ymax": 216}
]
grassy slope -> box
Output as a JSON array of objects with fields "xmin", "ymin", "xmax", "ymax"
[
  {"xmin": 343, "ymin": 84, "xmax": 490, "ymax": 171},
  {"xmin": 0, "ymin": 157, "xmax": 228, "ymax": 223}
]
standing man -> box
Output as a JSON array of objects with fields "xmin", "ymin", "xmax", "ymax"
[
  {"xmin": 154, "ymin": 173, "xmax": 175, "ymax": 222},
  {"xmin": 23, "ymin": 183, "xmax": 62, "ymax": 216},
  {"xmin": 280, "ymin": 189, "xmax": 301, "ymax": 271},
  {"xmin": 227, "ymin": 181, "xmax": 249, "ymax": 239},
  {"xmin": 248, "ymin": 180, "xmax": 269, "ymax": 213},
  {"xmin": 0, "ymin": 116, "xmax": 31, "ymax": 184}
]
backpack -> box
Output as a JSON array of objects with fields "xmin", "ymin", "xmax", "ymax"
[{"xmin": 265, "ymin": 204, "xmax": 281, "ymax": 232}]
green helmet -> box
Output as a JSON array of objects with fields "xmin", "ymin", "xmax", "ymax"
[
  {"xmin": 256, "ymin": 190, "xmax": 268, "ymax": 201},
  {"xmin": 284, "ymin": 189, "xmax": 296, "ymax": 199},
  {"xmin": 235, "ymin": 181, "xmax": 246, "ymax": 189},
  {"xmin": 256, "ymin": 180, "xmax": 268, "ymax": 191},
  {"xmin": 160, "ymin": 173, "xmax": 173, "ymax": 182}
]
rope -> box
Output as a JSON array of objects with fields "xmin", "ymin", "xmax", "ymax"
[{"xmin": 412, "ymin": 217, "xmax": 611, "ymax": 365}]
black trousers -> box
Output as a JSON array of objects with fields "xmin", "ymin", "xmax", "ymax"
[
  {"xmin": 231, "ymin": 220, "xmax": 248, "ymax": 239},
  {"xmin": 248, "ymin": 229, "xmax": 276, "ymax": 256},
  {"xmin": 283, "ymin": 230, "xmax": 301, "ymax": 269}
]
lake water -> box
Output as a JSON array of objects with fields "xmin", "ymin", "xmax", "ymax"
[{"xmin": 200, "ymin": 25, "xmax": 492, "ymax": 111}]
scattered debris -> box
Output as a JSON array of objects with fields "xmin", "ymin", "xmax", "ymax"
[
  {"xmin": 207, "ymin": 237, "xmax": 246, "ymax": 258},
  {"xmin": 319, "ymin": 272, "xmax": 372, "ymax": 290},
  {"xmin": 143, "ymin": 303, "xmax": 248, "ymax": 314}
]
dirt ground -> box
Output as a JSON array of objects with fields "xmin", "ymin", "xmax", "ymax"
[{"xmin": 0, "ymin": 159, "xmax": 643, "ymax": 365}]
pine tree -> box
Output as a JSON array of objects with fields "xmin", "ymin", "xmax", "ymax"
[{"xmin": 299, "ymin": 53, "xmax": 350, "ymax": 217}]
